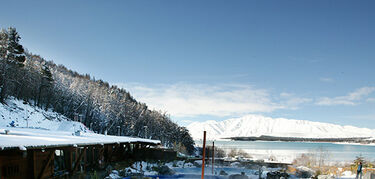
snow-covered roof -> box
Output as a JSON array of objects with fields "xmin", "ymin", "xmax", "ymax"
[{"xmin": 0, "ymin": 127, "xmax": 161, "ymax": 150}]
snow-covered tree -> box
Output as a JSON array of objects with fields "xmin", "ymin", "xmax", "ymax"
[
  {"xmin": 0, "ymin": 27, "xmax": 25, "ymax": 103},
  {"xmin": 37, "ymin": 64, "xmax": 54, "ymax": 108}
]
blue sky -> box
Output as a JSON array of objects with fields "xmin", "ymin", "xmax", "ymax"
[{"xmin": 1, "ymin": 0, "xmax": 375, "ymax": 128}]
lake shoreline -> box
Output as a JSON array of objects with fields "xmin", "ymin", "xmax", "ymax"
[
  {"xmin": 224, "ymin": 135, "xmax": 375, "ymax": 144},
  {"xmin": 194, "ymin": 140, "xmax": 375, "ymax": 164}
]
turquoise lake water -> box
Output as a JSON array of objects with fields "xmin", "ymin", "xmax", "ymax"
[{"xmin": 195, "ymin": 140, "xmax": 375, "ymax": 163}]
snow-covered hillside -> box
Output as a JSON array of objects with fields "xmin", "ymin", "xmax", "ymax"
[
  {"xmin": 0, "ymin": 97, "xmax": 89, "ymax": 133},
  {"xmin": 187, "ymin": 114, "xmax": 375, "ymax": 140},
  {"xmin": 0, "ymin": 98, "xmax": 160, "ymax": 150}
]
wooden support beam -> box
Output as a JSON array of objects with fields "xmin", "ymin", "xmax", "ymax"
[
  {"xmin": 27, "ymin": 150, "xmax": 37, "ymax": 179},
  {"xmin": 117, "ymin": 144, "xmax": 125, "ymax": 160},
  {"xmin": 83, "ymin": 148, "xmax": 87, "ymax": 171},
  {"xmin": 91, "ymin": 146, "xmax": 95, "ymax": 166},
  {"xmin": 108, "ymin": 144, "xmax": 119, "ymax": 162},
  {"xmin": 72, "ymin": 147, "xmax": 86, "ymax": 172},
  {"xmin": 64, "ymin": 148, "xmax": 73, "ymax": 172},
  {"xmin": 99, "ymin": 146, "xmax": 104, "ymax": 159},
  {"xmin": 124, "ymin": 143, "xmax": 131, "ymax": 157},
  {"xmin": 98, "ymin": 145, "xmax": 105, "ymax": 167},
  {"xmin": 37, "ymin": 150, "xmax": 54, "ymax": 179}
]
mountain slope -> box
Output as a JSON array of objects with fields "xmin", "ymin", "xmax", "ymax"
[
  {"xmin": 186, "ymin": 114, "xmax": 375, "ymax": 140},
  {"xmin": 0, "ymin": 97, "xmax": 89, "ymax": 132}
]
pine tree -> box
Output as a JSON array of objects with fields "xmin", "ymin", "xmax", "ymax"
[
  {"xmin": 37, "ymin": 64, "xmax": 54, "ymax": 108},
  {"xmin": 0, "ymin": 27, "xmax": 26, "ymax": 103},
  {"xmin": 5, "ymin": 27, "xmax": 25, "ymax": 66}
]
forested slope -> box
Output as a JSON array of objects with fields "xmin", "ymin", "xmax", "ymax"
[{"xmin": 0, "ymin": 27, "xmax": 194, "ymax": 154}]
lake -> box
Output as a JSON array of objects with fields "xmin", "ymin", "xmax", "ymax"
[{"xmin": 195, "ymin": 140, "xmax": 375, "ymax": 163}]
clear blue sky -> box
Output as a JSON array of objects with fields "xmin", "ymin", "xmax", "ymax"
[{"xmin": 1, "ymin": 0, "xmax": 375, "ymax": 128}]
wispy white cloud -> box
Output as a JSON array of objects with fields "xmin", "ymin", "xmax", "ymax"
[
  {"xmin": 367, "ymin": 98, "xmax": 375, "ymax": 103},
  {"xmin": 279, "ymin": 92, "xmax": 312, "ymax": 110},
  {"xmin": 316, "ymin": 87, "xmax": 375, "ymax": 106},
  {"xmin": 280, "ymin": 92, "xmax": 293, "ymax": 98},
  {"xmin": 320, "ymin": 77, "xmax": 334, "ymax": 82},
  {"xmin": 343, "ymin": 114, "xmax": 375, "ymax": 121},
  {"xmin": 115, "ymin": 83, "xmax": 310, "ymax": 117}
]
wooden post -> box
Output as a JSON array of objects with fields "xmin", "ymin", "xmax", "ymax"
[
  {"xmin": 92, "ymin": 146, "xmax": 95, "ymax": 167},
  {"xmin": 201, "ymin": 131, "xmax": 206, "ymax": 179},
  {"xmin": 99, "ymin": 146, "xmax": 105, "ymax": 167},
  {"xmin": 64, "ymin": 148, "xmax": 73, "ymax": 172},
  {"xmin": 212, "ymin": 141, "xmax": 214, "ymax": 175},
  {"xmin": 108, "ymin": 144, "xmax": 119, "ymax": 162},
  {"xmin": 38, "ymin": 150, "xmax": 54, "ymax": 179},
  {"xmin": 28, "ymin": 150, "xmax": 37, "ymax": 179},
  {"xmin": 83, "ymin": 148, "xmax": 87, "ymax": 171},
  {"xmin": 72, "ymin": 147, "xmax": 86, "ymax": 172}
]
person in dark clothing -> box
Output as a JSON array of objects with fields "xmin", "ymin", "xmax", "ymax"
[{"xmin": 356, "ymin": 162, "xmax": 363, "ymax": 179}]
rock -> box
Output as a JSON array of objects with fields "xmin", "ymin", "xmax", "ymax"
[
  {"xmin": 231, "ymin": 162, "xmax": 241, "ymax": 167},
  {"xmin": 266, "ymin": 171, "xmax": 289, "ymax": 179},
  {"xmin": 184, "ymin": 162, "xmax": 194, "ymax": 168},
  {"xmin": 152, "ymin": 165, "xmax": 175, "ymax": 175},
  {"xmin": 229, "ymin": 172, "xmax": 248, "ymax": 179},
  {"xmin": 296, "ymin": 166, "xmax": 314, "ymax": 178},
  {"xmin": 122, "ymin": 167, "xmax": 142, "ymax": 177},
  {"xmin": 106, "ymin": 165, "xmax": 114, "ymax": 174},
  {"xmin": 193, "ymin": 160, "xmax": 202, "ymax": 167},
  {"xmin": 106, "ymin": 170, "xmax": 121, "ymax": 179},
  {"xmin": 317, "ymin": 175, "xmax": 335, "ymax": 179},
  {"xmin": 220, "ymin": 170, "xmax": 228, "ymax": 176}
]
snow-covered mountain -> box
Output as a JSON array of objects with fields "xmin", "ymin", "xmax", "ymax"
[
  {"xmin": 186, "ymin": 114, "xmax": 375, "ymax": 140},
  {"xmin": 0, "ymin": 97, "xmax": 89, "ymax": 133}
]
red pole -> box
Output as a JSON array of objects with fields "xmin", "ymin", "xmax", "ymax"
[
  {"xmin": 201, "ymin": 131, "xmax": 206, "ymax": 179},
  {"xmin": 212, "ymin": 141, "xmax": 214, "ymax": 175}
]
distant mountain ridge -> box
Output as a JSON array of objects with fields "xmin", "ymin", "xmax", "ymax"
[{"xmin": 186, "ymin": 115, "xmax": 375, "ymax": 140}]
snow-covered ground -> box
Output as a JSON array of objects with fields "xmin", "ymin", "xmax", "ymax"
[
  {"xmin": 0, "ymin": 98, "xmax": 159, "ymax": 150},
  {"xmin": 187, "ymin": 114, "xmax": 375, "ymax": 140},
  {"xmin": 106, "ymin": 160, "xmax": 279, "ymax": 179},
  {"xmin": 0, "ymin": 97, "xmax": 87, "ymax": 132},
  {"xmin": 105, "ymin": 160, "xmax": 359, "ymax": 179}
]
